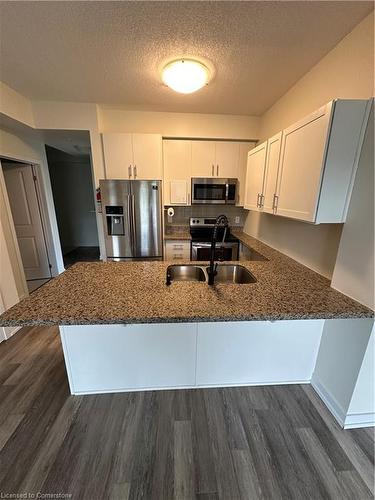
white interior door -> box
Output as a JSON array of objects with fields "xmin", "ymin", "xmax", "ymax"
[
  {"xmin": 244, "ymin": 141, "xmax": 267, "ymax": 211},
  {"xmin": 3, "ymin": 163, "xmax": 51, "ymax": 280},
  {"xmin": 263, "ymin": 132, "xmax": 282, "ymax": 214}
]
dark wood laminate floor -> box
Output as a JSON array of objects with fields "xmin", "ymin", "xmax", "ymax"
[{"xmin": 0, "ymin": 326, "xmax": 373, "ymax": 500}]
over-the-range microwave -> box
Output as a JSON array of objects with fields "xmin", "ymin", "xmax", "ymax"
[{"xmin": 191, "ymin": 178, "xmax": 237, "ymax": 205}]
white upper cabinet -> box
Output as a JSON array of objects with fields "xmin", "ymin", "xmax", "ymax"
[
  {"xmin": 215, "ymin": 142, "xmax": 239, "ymax": 178},
  {"xmin": 262, "ymin": 132, "xmax": 282, "ymax": 214},
  {"xmin": 275, "ymin": 99, "xmax": 369, "ymax": 223},
  {"xmin": 191, "ymin": 140, "xmax": 216, "ymax": 177},
  {"xmin": 191, "ymin": 140, "xmax": 239, "ymax": 178},
  {"xmin": 131, "ymin": 134, "xmax": 162, "ymax": 180},
  {"xmin": 244, "ymin": 141, "xmax": 267, "ymax": 211},
  {"xmin": 102, "ymin": 133, "xmax": 162, "ymax": 180},
  {"xmin": 238, "ymin": 142, "xmax": 255, "ymax": 206},
  {"xmin": 163, "ymin": 140, "xmax": 192, "ymax": 205},
  {"xmin": 102, "ymin": 133, "xmax": 133, "ymax": 179}
]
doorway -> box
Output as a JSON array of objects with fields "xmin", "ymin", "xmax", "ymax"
[
  {"xmin": 2, "ymin": 160, "xmax": 52, "ymax": 293},
  {"xmin": 44, "ymin": 135, "xmax": 99, "ymax": 268}
]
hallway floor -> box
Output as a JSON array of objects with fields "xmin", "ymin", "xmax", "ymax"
[
  {"xmin": 63, "ymin": 246, "xmax": 100, "ymax": 268},
  {"xmin": 0, "ymin": 326, "xmax": 373, "ymax": 499}
]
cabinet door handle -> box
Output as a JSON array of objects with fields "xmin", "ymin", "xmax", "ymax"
[
  {"xmin": 187, "ymin": 192, "xmax": 190, "ymax": 205},
  {"xmin": 273, "ymin": 194, "xmax": 279, "ymax": 213},
  {"xmin": 260, "ymin": 194, "xmax": 265, "ymax": 208},
  {"xmin": 216, "ymin": 165, "xmax": 219, "ymax": 176},
  {"xmin": 134, "ymin": 165, "xmax": 137, "ymax": 179},
  {"xmin": 211, "ymin": 164, "xmax": 214, "ymax": 176},
  {"xmin": 257, "ymin": 193, "xmax": 261, "ymax": 207},
  {"xmin": 128, "ymin": 165, "xmax": 132, "ymax": 178}
]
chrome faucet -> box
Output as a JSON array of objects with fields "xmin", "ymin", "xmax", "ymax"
[{"xmin": 207, "ymin": 214, "xmax": 229, "ymax": 286}]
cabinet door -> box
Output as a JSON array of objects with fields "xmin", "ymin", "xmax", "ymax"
[
  {"xmin": 244, "ymin": 141, "xmax": 267, "ymax": 211},
  {"xmin": 215, "ymin": 141, "xmax": 239, "ymax": 178},
  {"xmin": 191, "ymin": 140, "xmax": 216, "ymax": 177},
  {"xmin": 102, "ymin": 133, "xmax": 133, "ymax": 179},
  {"xmin": 262, "ymin": 132, "xmax": 282, "ymax": 214},
  {"xmin": 132, "ymin": 134, "xmax": 162, "ymax": 180},
  {"xmin": 163, "ymin": 140, "xmax": 192, "ymax": 205},
  {"xmin": 276, "ymin": 103, "xmax": 332, "ymax": 222},
  {"xmin": 237, "ymin": 142, "xmax": 255, "ymax": 206}
]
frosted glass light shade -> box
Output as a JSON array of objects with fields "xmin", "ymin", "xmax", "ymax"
[{"xmin": 161, "ymin": 59, "xmax": 210, "ymax": 94}]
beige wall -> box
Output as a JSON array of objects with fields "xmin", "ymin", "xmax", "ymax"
[
  {"xmin": 244, "ymin": 12, "xmax": 374, "ymax": 280},
  {"xmin": 331, "ymin": 104, "xmax": 374, "ymax": 309},
  {"xmin": 98, "ymin": 108, "xmax": 259, "ymax": 140},
  {"xmin": 259, "ymin": 13, "xmax": 374, "ymax": 140}
]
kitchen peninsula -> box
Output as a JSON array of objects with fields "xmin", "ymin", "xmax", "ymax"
[{"xmin": 1, "ymin": 233, "xmax": 373, "ymax": 429}]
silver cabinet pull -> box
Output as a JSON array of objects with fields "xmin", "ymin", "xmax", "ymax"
[
  {"xmin": 134, "ymin": 165, "xmax": 137, "ymax": 179},
  {"xmin": 187, "ymin": 192, "xmax": 190, "ymax": 205},
  {"xmin": 257, "ymin": 193, "xmax": 261, "ymax": 207},
  {"xmin": 260, "ymin": 194, "xmax": 265, "ymax": 208},
  {"xmin": 216, "ymin": 165, "xmax": 219, "ymax": 176},
  {"xmin": 128, "ymin": 165, "xmax": 132, "ymax": 178},
  {"xmin": 211, "ymin": 164, "xmax": 214, "ymax": 176},
  {"xmin": 273, "ymin": 194, "xmax": 279, "ymax": 213}
]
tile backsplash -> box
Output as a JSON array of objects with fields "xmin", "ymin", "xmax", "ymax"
[{"xmin": 164, "ymin": 205, "xmax": 247, "ymax": 228}]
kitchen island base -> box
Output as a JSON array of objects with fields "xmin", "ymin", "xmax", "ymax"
[
  {"xmin": 59, "ymin": 318, "xmax": 374, "ymax": 429},
  {"xmin": 60, "ymin": 320, "xmax": 324, "ymax": 394}
]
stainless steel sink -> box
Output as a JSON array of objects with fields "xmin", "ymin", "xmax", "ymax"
[
  {"xmin": 207, "ymin": 264, "xmax": 257, "ymax": 284},
  {"xmin": 166, "ymin": 265, "xmax": 206, "ymax": 283}
]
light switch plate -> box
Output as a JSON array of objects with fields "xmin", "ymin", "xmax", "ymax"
[{"xmin": 235, "ymin": 216, "xmax": 240, "ymax": 224}]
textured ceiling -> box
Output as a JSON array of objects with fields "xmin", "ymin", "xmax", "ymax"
[{"xmin": 0, "ymin": 1, "xmax": 373, "ymax": 115}]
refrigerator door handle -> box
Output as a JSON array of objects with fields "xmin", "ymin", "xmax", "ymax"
[
  {"xmin": 127, "ymin": 195, "xmax": 135, "ymax": 254},
  {"xmin": 130, "ymin": 194, "xmax": 137, "ymax": 254}
]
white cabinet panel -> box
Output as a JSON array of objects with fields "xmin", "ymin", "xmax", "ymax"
[
  {"xmin": 276, "ymin": 104, "xmax": 332, "ymax": 222},
  {"xmin": 191, "ymin": 141, "xmax": 215, "ymax": 177},
  {"xmin": 196, "ymin": 321, "xmax": 324, "ymax": 386},
  {"xmin": 237, "ymin": 142, "xmax": 255, "ymax": 206},
  {"xmin": 244, "ymin": 141, "xmax": 267, "ymax": 211},
  {"xmin": 163, "ymin": 140, "xmax": 192, "ymax": 205},
  {"xmin": 60, "ymin": 323, "xmax": 197, "ymax": 393},
  {"xmin": 102, "ymin": 133, "xmax": 133, "ymax": 179},
  {"xmin": 164, "ymin": 240, "xmax": 191, "ymax": 261},
  {"xmin": 132, "ymin": 134, "xmax": 162, "ymax": 180},
  {"xmin": 263, "ymin": 132, "xmax": 282, "ymax": 214},
  {"xmin": 215, "ymin": 141, "xmax": 239, "ymax": 178}
]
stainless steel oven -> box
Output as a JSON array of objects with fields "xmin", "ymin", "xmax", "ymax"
[
  {"xmin": 191, "ymin": 241, "xmax": 239, "ymax": 261},
  {"xmin": 191, "ymin": 178, "xmax": 237, "ymax": 205}
]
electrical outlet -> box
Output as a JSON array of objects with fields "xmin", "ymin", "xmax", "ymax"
[{"xmin": 235, "ymin": 216, "xmax": 240, "ymax": 224}]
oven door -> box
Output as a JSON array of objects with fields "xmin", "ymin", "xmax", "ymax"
[{"xmin": 191, "ymin": 242, "xmax": 239, "ymax": 261}]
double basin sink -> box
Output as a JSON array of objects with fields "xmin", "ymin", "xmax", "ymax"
[{"xmin": 166, "ymin": 264, "xmax": 256, "ymax": 285}]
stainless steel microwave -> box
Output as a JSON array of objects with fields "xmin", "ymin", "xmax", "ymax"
[{"xmin": 191, "ymin": 178, "xmax": 237, "ymax": 205}]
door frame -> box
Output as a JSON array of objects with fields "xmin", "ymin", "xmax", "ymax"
[{"xmin": 0, "ymin": 154, "xmax": 64, "ymax": 293}]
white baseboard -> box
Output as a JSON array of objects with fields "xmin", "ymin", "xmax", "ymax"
[
  {"xmin": 311, "ymin": 376, "xmax": 375, "ymax": 429},
  {"xmin": 0, "ymin": 326, "xmax": 22, "ymax": 342},
  {"xmin": 344, "ymin": 412, "xmax": 375, "ymax": 429},
  {"xmin": 311, "ymin": 376, "xmax": 346, "ymax": 427}
]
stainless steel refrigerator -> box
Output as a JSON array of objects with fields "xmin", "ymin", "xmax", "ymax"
[{"xmin": 100, "ymin": 180, "xmax": 163, "ymax": 260}]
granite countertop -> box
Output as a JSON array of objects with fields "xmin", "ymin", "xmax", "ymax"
[{"xmin": 0, "ymin": 231, "xmax": 372, "ymax": 326}]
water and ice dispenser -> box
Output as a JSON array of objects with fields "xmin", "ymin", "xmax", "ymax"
[{"xmin": 105, "ymin": 206, "xmax": 125, "ymax": 236}]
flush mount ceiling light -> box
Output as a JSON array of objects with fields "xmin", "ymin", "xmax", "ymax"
[{"xmin": 161, "ymin": 59, "xmax": 210, "ymax": 94}]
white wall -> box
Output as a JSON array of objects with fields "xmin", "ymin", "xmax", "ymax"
[
  {"xmin": 312, "ymin": 318, "xmax": 374, "ymax": 427},
  {"xmin": 243, "ymin": 12, "xmax": 374, "ymax": 280},
  {"xmin": 98, "ymin": 108, "xmax": 259, "ymax": 140},
  {"xmin": 331, "ymin": 104, "xmax": 374, "ymax": 309}
]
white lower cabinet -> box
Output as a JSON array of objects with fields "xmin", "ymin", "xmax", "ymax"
[
  {"xmin": 196, "ymin": 320, "xmax": 324, "ymax": 386},
  {"xmin": 164, "ymin": 240, "xmax": 191, "ymax": 261},
  {"xmin": 60, "ymin": 323, "xmax": 197, "ymax": 394}
]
